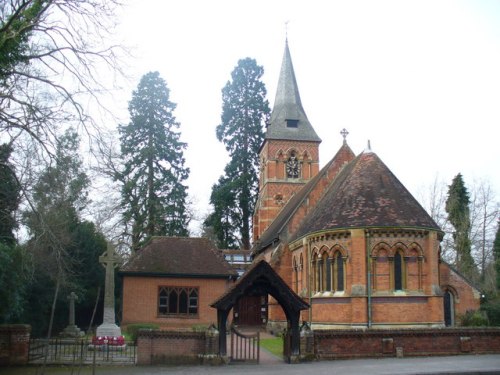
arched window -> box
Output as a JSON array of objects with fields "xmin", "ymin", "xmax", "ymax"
[
  {"xmin": 443, "ymin": 290, "xmax": 455, "ymax": 327},
  {"xmin": 286, "ymin": 151, "xmax": 300, "ymax": 178},
  {"xmin": 293, "ymin": 257, "xmax": 299, "ymax": 293},
  {"xmin": 299, "ymin": 254, "xmax": 303, "ymax": 292},
  {"xmin": 323, "ymin": 252, "xmax": 331, "ymax": 291},
  {"xmin": 317, "ymin": 254, "xmax": 324, "ymax": 292},
  {"xmin": 394, "ymin": 251, "xmax": 404, "ymax": 291},
  {"xmin": 312, "ymin": 254, "xmax": 318, "ymax": 292},
  {"xmin": 334, "ymin": 251, "xmax": 344, "ymax": 292}
]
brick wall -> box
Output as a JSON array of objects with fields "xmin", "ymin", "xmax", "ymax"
[
  {"xmin": 314, "ymin": 328, "xmax": 500, "ymax": 359},
  {"xmin": 136, "ymin": 329, "xmax": 218, "ymax": 365},
  {"xmin": 439, "ymin": 262, "xmax": 481, "ymax": 318},
  {"xmin": 122, "ymin": 276, "xmax": 231, "ymax": 330},
  {"xmin": 0, "ymin": 324, "xmax": 31, "ymax": 366}
]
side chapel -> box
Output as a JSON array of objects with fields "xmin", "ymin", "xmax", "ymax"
[{"xmin": 251, "ymin": 40, "xmax": 480, "ymax": 329}]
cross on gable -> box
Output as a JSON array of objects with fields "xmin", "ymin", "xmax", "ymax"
[
  {"xmin": 99, "ymin": 242, "xmax": 121, "ymax": 269},
  {"xmin": 340, "ymin": 128, "xmax": 349, "ymax": 142}
]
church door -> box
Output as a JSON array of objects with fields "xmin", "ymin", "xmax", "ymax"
[
  {"xmin": 443, "ymin": 290, "xmax": 454, "ymax": 327},
  {"xmin": 235, "ymin": 295, "xmax": 267, "ymax": 326}
]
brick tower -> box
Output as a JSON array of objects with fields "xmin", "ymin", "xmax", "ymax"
[{"xmin": 253, "ymin": 41, "xmax": 321, "ymax": 242}]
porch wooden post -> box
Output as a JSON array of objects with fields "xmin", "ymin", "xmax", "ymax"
[
  {"xmin": 217, "ymin": 309, "xmax": 228, "ymax": 357},
  {"xmin": 290, "ymin": 312, "xmax": 300, "ymax": 357}
]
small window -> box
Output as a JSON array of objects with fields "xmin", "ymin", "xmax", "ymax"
[
  {"xmin": 286, "ymin": 119, "xmax": 298, "ymax": 128},
  {"xmin": 233, "ymin": 255, "xmax": 245, "ymax": 263},
  {"xmin": 394, "ymin": 252, "xmax": 403, "ymax": 291}
]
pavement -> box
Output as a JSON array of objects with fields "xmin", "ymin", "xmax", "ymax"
[{"xmin": 4, "ymin": 354, "xmax": 500, "ymax": 375}]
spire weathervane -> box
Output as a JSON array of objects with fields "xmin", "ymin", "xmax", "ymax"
[
  {"xmin": 340, "ymin": 128, "xmax": 349, "ymax": 144},
  {"xmin": 285, "ymin": 20, "xmax": 289, "ymax": 41}
]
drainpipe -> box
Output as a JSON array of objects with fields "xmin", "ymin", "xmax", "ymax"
[
  {"xmin": 306, "ymin": 237, "xmax": 312, "ymax": 326},
  {"xmin": 366, "ymin": 230, "xmax": 372, "ymax": 328}
]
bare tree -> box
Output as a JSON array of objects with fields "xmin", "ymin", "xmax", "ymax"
[
  {"xmin": 0, "ymin": 0, "xmax": 124, "ymax": 157},
  {"xmin": 469, "ymin": 179, "xmax": 499, "ymax": 280}
]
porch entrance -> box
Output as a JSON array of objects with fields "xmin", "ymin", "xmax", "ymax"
[
  {"xmin": 234, "ymin": 295, "xmax": 268, "ymax": 326},
  {"xmin": 211, "ymin": 260, "xmax": 309, "ymax": 363}
]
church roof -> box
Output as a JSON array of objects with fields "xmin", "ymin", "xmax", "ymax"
[
  {"xmin": 120, "ymin": 237, "xmax": 237, "ymax": 279},
  {"xmin": 291, "ymin": 150, "xmax": 441, "ymax": 241},
  {"xmin": 265, "ymin": 41, "xmax": 321, "ymax": 143}
]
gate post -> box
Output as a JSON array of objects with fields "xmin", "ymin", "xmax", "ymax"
[{"xmin": 300, "ymin": 321, "xmax": 314, "ymax": 361}]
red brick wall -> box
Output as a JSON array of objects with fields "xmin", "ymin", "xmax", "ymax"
[
  {"xmin": 439, "ymin": 262, "xmax": 481, "ymax": 318},
  {"xmin": 137, "ymin": 330, "xmax": 206, "ymax": 365},
  {"xmin": 314, "ymin": 328, "xmax": 500, "ymax": 359},
  {"xmin": 122, "ymin": 276, "xmax": 232, "ymax": 330},
  {"xmin": 0, "ymin": 325, "xmax": 31, "ymax": 366}
]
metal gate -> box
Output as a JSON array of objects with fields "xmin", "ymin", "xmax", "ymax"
[{"xmin": 230, "ymin": 326, "xmax": 260, "ymax": 364}]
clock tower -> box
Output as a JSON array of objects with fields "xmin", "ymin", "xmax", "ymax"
[{"xmin": 253, "ymin": 40, "xmax": 321, "ymax": 242}]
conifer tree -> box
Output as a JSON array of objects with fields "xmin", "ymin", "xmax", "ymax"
[
  {"xmin": 445, "ymin": 173, "xmax": 476, "ymax": 278},
  {"xmin": 206, "ymin": 58, "xmax": 270, "ymax": 249},
  {"xmin": 0, "ymin": 144, "xmax": 20, "ymax": 246},
  {"xmin": 118, "ymin": 72, "xmax": 190, "ymax": 251},
  {"xmin": 0, "ymin": 143, "xmax": 23, "ymax": 323},
  {"xmin": 494, "ymin": 221, "xmax": 500, "ymax": 293}
]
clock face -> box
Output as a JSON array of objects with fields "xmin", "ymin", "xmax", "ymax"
[{"xmin": 286, "ymin": 157, "xmax": 299, "ymax": 178}]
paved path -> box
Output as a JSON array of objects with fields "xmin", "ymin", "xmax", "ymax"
[{"xmin": 5, "ymin": 354, "xmax": 500, "ymax": 375}]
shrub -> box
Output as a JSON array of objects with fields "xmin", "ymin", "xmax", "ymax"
[
  {"xmin": 458, "ymin": 310, "xmax": 489, "ymax": 327},
  {"xmin": 125, "ymin": 323, "xmax": 160, "ymax": 342},
  {"xmin": 481, "ymin": 300, "xmax": 500, "ymax": 326}
]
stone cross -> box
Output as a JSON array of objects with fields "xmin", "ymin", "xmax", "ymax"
[
  {"xmin": 340, "ymin": 128, "xmax": 349, "ymax": 143},
  {"xmin": 60, "ymin": 292, "xmax": 83, "ymax": 337},
  {"xmin": 68, "ymin": 292, "xmax": 78, "ymax": 326},
  {"xmin": 96, "ymin": 242, "xmax": 122, "ymax": 338}
]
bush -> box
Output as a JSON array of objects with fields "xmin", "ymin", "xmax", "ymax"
[
  {"xmin": 481, "ymin": 300, "xmax": 500, "ymax": 326},
  {"xmin": 458, "ymin": 310, "xmax": 489, "ymax": 327},
  {"xmin": 125, "ymin": 323, "xmax": 160, "ymax": 342}
]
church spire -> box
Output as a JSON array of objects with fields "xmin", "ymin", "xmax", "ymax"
[{"xmin": 265, "ymin": 41, "xmax": 321, "ymax": 143}]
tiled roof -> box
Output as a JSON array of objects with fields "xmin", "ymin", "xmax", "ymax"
[
  {"xmin": 292, "ymin": 151, "xmax": 440, "ymax": 240},
  {"xmin": 120, "ymin": 237, "xmax": 237, "ymax": 278},
  {"xmin": 265, "ymin": 41, "xmax": 321, "ymax": 143}
]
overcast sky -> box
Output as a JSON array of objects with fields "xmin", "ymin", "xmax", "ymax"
[{"xmin": 110, "ymin": 0, "xmax": 500, "ymax": 234}]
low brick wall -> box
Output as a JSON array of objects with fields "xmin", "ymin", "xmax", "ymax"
[
  {"xmin": 137, "ymin": 329, "xmax": 220, "ymax": 365},
  {"xmin": 0, "ymin": 324, "xmax": 31, "ymax": 366},
  {"xmin": 314, "ymin": 328, "xmax": 500, "ymax": 359}
]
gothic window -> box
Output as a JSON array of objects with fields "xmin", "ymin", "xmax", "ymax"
[
  {"xmin": 293, "ymin": 257, "xmax": 299, "ymax": 293},
  {"xmin": 324, "ymin": 253, "xmax": 332, "ymax": 291},
  {"xmin": 443, "ymin": 289, "xmax": 455, "ymax": 326},
  {"xmin": 312, "ymin": 254, "xmax": 318, "ymax": 292},
  {"xmin": 317, "ymin": 254, "xmax": 324, "ymax": 292},
  {"xmin": 394, "ymin": 251, "xmax": 405, "ymax": 291},
  {"xmin": 286, "ymin": 151, "xmax": 300, "ymax": 178},
  {"xmin": 334, "ymin": 251, "xmax": 344, "ymax": 292},
  {"xmin": 158, "ymin": 287, "xmax": 199, "ymax": 316},
  {"xmin": 299, "ymin": 254, "xmax": 303, "ymax": 292}
]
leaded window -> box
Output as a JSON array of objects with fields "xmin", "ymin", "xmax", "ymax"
[{"xmin": 158, "ymin": 287, "xmax": 198, "ymax": 316}]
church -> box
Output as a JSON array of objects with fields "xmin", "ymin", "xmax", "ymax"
[
  {"xmin": 250, "ymin": 40, "xmax": 480, "ymax": 330},
  {"xmin": 119, "ymin": 41, "xmax": 481, "ymax": 334}
]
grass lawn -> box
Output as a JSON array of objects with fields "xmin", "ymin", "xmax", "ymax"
[{"xmin": 259, "ymin": 336, "xmax": 283, "ymax": 357}]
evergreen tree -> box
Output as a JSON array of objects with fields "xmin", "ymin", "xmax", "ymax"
[
  {"xmin": 118, "ymin": 71, "xmax": 190, "ymax": 251},
  {"xmin": 204, "ymin": 176, "xmax": 239, "ymax": 249},
  {"xmin": 445, "ymin": 173, "xmax": 476, "ymax": 278},
  {"xmin": 0, "ymin": 144, "xmax": 20, "ymax": 246},
  {"xmin": 0, "ymin": 143, "xmax": 24, "ymax": 323},
  {"xmin": 207, "ymin": 58, "xmax": 270, "ymax": 249},
  {"xmin": 494, "ymin": 221, "xmax": 500, "ymax": 293},
  {"xmin": 23, "ymin": 128, "xmax": 92, "ymax": 335}
]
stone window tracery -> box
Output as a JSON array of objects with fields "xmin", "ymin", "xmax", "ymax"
[{"xmin": 158, "ymin": 286, "xmax": 198, "ymax": 316}]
